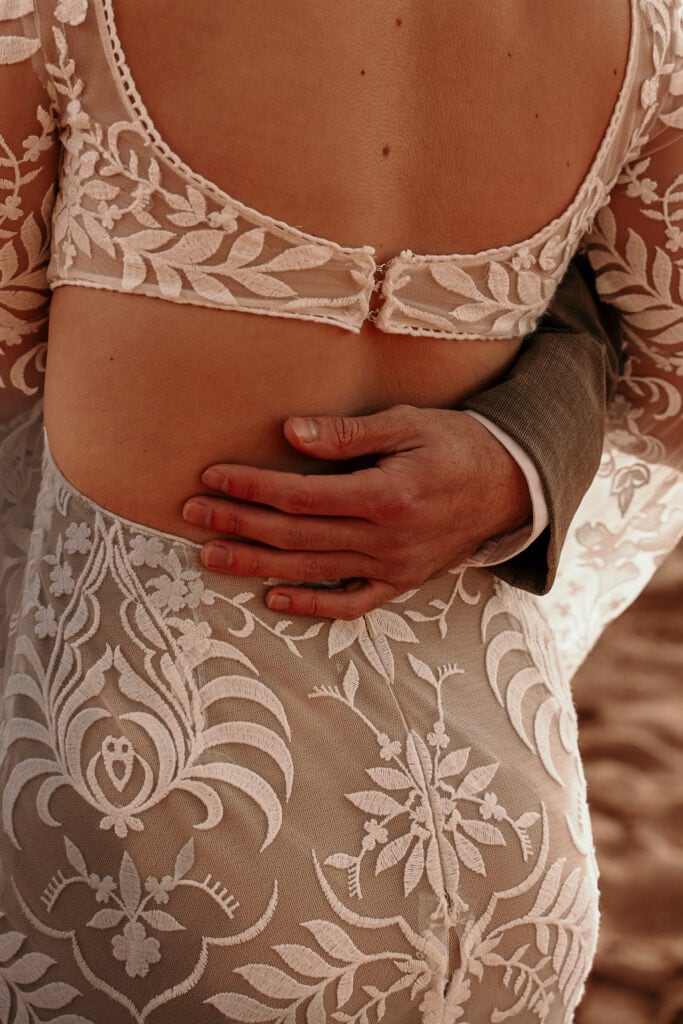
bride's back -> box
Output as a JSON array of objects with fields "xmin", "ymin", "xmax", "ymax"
[{"xmin": 113, "ymin": 0, "xmax": 630, "ymax": 260}]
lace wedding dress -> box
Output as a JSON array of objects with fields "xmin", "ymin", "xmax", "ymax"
[{"xmin": 0, "ymin": 2, "xmax": 681, "ymax": 1021}]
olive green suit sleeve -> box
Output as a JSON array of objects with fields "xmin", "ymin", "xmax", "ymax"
[{"xmin": 461, "ymin": 256, "xmax": 623, "ymax": 595}]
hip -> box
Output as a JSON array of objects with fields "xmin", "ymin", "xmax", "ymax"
[{"xmin": 0, "ymin": 429, "xmax": 599, "ymax": 1021}]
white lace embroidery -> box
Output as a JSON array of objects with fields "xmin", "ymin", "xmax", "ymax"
[
  {"xmin": 543, "ymin": 0, "xmax": 683, "ymax": 674},
  {"xmin": 8, "ymin": 0, "xmax": 663, "ymax": 339},
  {"xmin": 0, "ymin": 1, "xmax": 40, "ymax": 64},
  {"xmin": 0, "ymin": 2, "xmax": 56, "ymax": 404},
  {"xmin": 0, "ymin": 442, "xmax": 599, "ymax": 1021},
  {"xmin": 1, "ymin": 1, "xmax": 682, "ymax": 1020}
]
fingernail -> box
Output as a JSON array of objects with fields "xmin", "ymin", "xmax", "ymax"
[
  {"xmin": 183, "ymin": 499, "xmax": 211, "ymax": 526},
  {"xmin": 203, "ymin": 544, "xmax": 232, "ymax": 569},
  {"xmin": 267, "ymin": 593, "xmax": 291, "ymax": 612},
  {"xmin": 289, "ymin": 417, "xmax": 318, "ymax": 443},
  {"xmin": 202, "ymin": 469, "xmax": 228, "ymax": 491}
]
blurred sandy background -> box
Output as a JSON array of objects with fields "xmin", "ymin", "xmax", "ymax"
[{"xmin": 573, "ymin": 543, "xmax": 683, "ymax": 1024}]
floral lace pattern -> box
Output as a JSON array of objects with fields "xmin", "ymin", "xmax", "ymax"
[
  {"xmin": 3, "ymin": 0, "xmax": 677, "ymax": 339},
  {"xmin": 0, "ymin": 1, "xmax": 56, "ymax": 404},
  {"xmin": 0, "ymin": 437, "xmax": 599, "ymax": 1022},
  {"xmin": 0, "ymin": 1, "xmax": 682, "ymax": 1021},
  {"xmin": 541, "ymin": 0, "xmax": 683, "ymax": 673}
]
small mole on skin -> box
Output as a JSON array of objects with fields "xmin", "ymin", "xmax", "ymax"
[
  {"xmin": 382, "ymin": 144, "xmax": 391, "ymax": 158},
  {"xmin": 507, "ymin": 51, "xmax": 512, "ymax": 58},
  {"xmin": 361, "ymin": 68, "xmax": 365, "ymax": 75},
  {"xmin": 395, "ymin": 17, "xmax": 402, "ymax": 27}
]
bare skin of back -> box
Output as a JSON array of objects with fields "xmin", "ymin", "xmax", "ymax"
[{"xmin": 44, "ymin": 0, "xmax": 629, "ymax": 542}]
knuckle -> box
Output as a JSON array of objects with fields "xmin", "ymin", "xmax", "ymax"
[
  {"xmin": 238, "ymin": 476, "xmax": 261, "ymax": 505},
  {"xmin": 285, "ymin": 485, "xmax": 315, "ymax": 516},
  {"xmin": 379, "ymin": 493, "xmax": 412, "ymax": 523},
  {"xmin": 284, "ymin": 523, "xmax": 314, "ymax": 550},
  {"xmin": 302, "ymin": 554, "xmax": 331, "ymax": 581},
  {"xmin": 243, "ymin": 550, "xmax": 263, "ymax": 576},
  {"xmin": 331, "ymin": 416, "xmax": 366, "ymax": 451},
  {"xmin": 218, "ymin": 510, "xmax": 241, "ymax": 535},
  {"xmin": 393, "ymin": 402, "xmax": 417, "ymax": 418}
]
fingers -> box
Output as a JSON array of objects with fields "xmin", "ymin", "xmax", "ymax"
[
  {"xmin": 200, "ymin": 540, "xmax": 382, "ymax": 586},
  {"xmin": 265, "ymin": 579, "xmax": 400, "ymax": 621},
  {"xmin": 201, "ymin": 462, "xmax": 390, "ymax": 519},
  {"xmin": 183, "ymin": 495, "xmax": 369, "ymax": 551},
  {"xmin": 284, "ymin": 404, "xmax": 422, "ymax": 460}
]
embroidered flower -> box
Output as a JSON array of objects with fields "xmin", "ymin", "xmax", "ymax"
[
  {"xmin": 129, "ymin": 535, "xmax": 166, "ymax": 568},
  {"xmin": 0, "ymin": 195, "xmax": 23, "ymax": 222},
  {"xmin": 480, "ymin": 792, "xmax": 506, "ymax": 821},
  {"xmin": 66, "ymin": 98, "xmax": 88, "ymax": 127},
  {"xmin": 665, "ymin": 225, "xmax": 683, "ymax": 252},
  {"xmin": 148, "ymin": 564, "xmax": 215, "ymax": 612},
  {"xmin": 626, "ymin": 175, "xmax": 659, "ymax": 205},
  {"xmin": 55, "ymin": 0, "xmax": 88, "ymax": 26},
  {"xmin": 60, "ymin": 100, "xmax": 92, "ymax": 160},
  {"xmin": 34, "ymin": 605, "xmax": 57, "ymax": 639},
  {"xmin": 176, "ymin": 619, "xmax": 212, "ymax": 659},
  {"xmin": 377, "ymin": 732, "xmax": 401, "ymax": 761},
  {"xmin": 511, "ymin": 248, "xmax": 536, "ymax": 272},
  {"xmin": 427, "ymin": 720, "xmax": 449, "ymax": 749},
  {"xmin": 208, "ymin": 207, "xmax": 239, "ymax": 232},
  {"xmin": 184, "ymin": 574, "xmax": 214, "ymax": 608},
  {"xmin": 575, "ymin": 522, "xmax": 618, "ymax": 560},
  {"xmin": 148, "ymin": 575, "xmax": 189, "ymax": 613},
  {"xmin": 97, "ymin": 200, "xmax": 123, "ymax": 230},
  {"xmin": 362, "ymin": 819, "xmax": 388, "ymax": 851},
  {"xmin": 23, "ymin": 133, "xmax": 50, "ymax": 162},
  {"xmin": 100, "ymin": 812, "xmax": 144, "ymax": 839},
  {"xmin": 112, "ymin": 921, "xmax": 161, "ymax": 978},
  {"xmin": 144, "ymin": 874, "xmax": 175, "ymax": 905},
  {"xmin": 65, "ymin": 521, "xmax": 92, "ymax": 554},
  {"xmin": 49, "ymin": 563, "xmax": 74, "ymax": 597},
  {"xmin": 88, "ymin": 873, "xmax": 116, "ymax": 903}
]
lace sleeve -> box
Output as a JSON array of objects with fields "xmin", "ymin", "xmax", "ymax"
[
  {"xmin": 588, "ymin": 138, "xmax": 683, "ymax": 474},
  {"xmin": 541, "ymin": 13, "xmax": 683, "ymax": 675},
  {"xmin": 0, "ymin": 1, "xmax": 58, "ymax": 424}
]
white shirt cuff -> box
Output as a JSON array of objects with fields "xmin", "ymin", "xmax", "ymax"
[{"xmin": 462, "ymin": 410, "xmax": 550, "ymax": 567}]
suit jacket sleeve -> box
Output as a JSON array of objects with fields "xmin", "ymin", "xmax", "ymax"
[{"xmin": 460, "ymin": 255, "xmax": 623, "ymax": 595}]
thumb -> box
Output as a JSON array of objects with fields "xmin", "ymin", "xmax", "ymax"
[{"xmin": 284, "ymin": 405, "xmax": 420, "ymax": 460}]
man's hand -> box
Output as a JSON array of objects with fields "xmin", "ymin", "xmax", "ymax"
[{"xmin": 182, "ymin": 405, "xmax": 532, "ymax": 620}]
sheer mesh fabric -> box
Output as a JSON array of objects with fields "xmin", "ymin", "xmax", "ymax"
[
  {"xmin": 0, "ymin": 427, "xmax": 600, "ymax": 1023},
  {"xmin": 0, "ymin": 0, "xmax": 676, "ymax": 340},
  {"xmin": 0, "ymin": 1, "xmax": 682, "ymax": 1022}
]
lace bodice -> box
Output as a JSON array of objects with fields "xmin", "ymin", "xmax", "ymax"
[{"xmin": 0, "ymin": 0, "xmax": 679, "ymax": 344}]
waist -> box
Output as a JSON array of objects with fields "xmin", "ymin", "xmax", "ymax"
[{"xmin": 44, "ymin": 287, "xmax": 522, "ymax": 542}]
